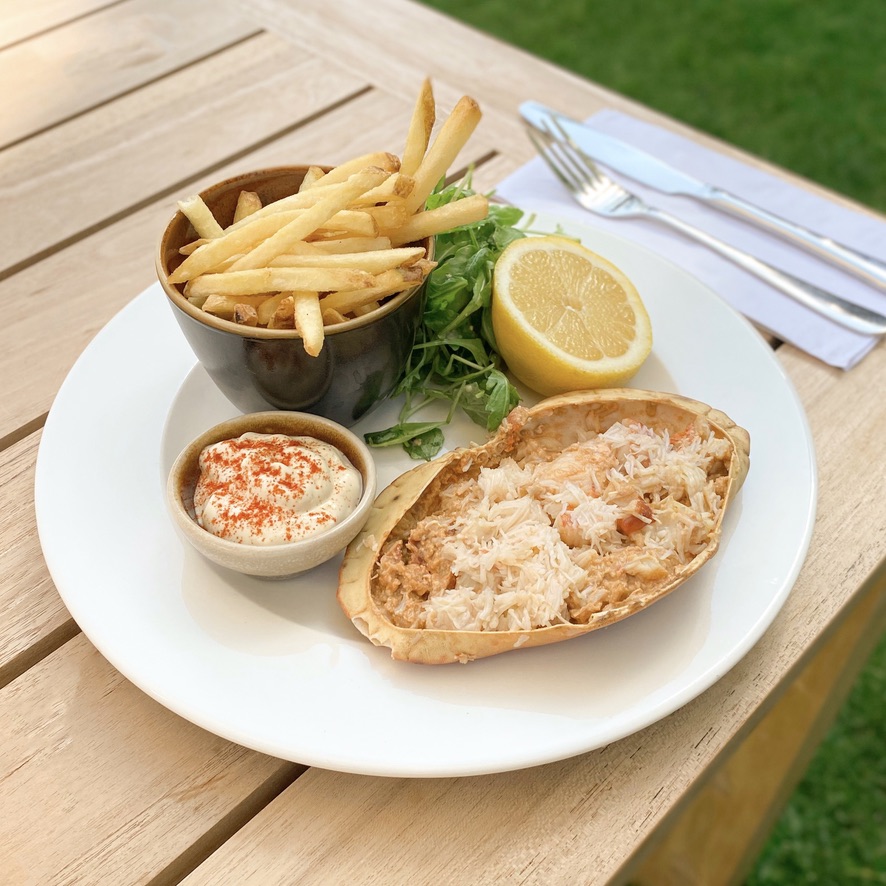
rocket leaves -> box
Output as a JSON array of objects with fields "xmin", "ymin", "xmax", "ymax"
[{"xmin": 364, "ymin": 175, "xmax": 525, "ymax": 460}]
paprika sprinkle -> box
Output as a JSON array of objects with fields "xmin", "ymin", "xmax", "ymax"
[{"xmin": 193, "ymin": 432, "xmax": 362, "ymax": 545}]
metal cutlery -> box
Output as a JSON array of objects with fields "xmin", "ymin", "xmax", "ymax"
[
  {"xmin": 520, "ymin": 101, "xmax": 886, "ymax": 290},
  {"xmin": 525, "ymin": 118, "xmax": 886, "ymax": 336}
]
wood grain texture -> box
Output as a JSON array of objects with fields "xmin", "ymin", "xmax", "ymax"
[
  {"xmin": 0, "ymin": 0, "xmax": 258, "ymax": 148},
  {"xmin": 243, "ymin": 0, "xmax": 621, "ymax": 117},
  {"xmin": 0, "ymin": 0, "xmax": 119, "ymax": 50},
  {"xmin": 0, "ymin": 429, "xmax": 75, "ymax": 687},
  {"xmin": 0, "ymin": 634, "xmax": 302, "ymax": 886},
  {"xmin": 0, "ymin": 32, "xmax": 368, "ymax": 276}
]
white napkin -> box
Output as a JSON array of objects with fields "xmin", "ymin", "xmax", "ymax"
[{"xmin": 495, "ymin": 109, "xmax": 886, "ymax": 369}]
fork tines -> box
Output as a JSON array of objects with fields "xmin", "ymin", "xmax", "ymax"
[{"xmin": 525, "ymin": 117, "xmax": 603, "ymax": 190}]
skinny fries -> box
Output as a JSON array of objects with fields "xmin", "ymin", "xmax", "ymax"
[
  {"xmin": 233, "ymin": 190, "xmax": 262, "ymax": 223},
  {"xmin": 168, "ymin": 79, "xmax": 489, "ymax": 355}
]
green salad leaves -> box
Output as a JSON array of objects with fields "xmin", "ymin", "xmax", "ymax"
[{"xmin": 364, "ymin": 177, "xmax": 526, "ymax": 460}]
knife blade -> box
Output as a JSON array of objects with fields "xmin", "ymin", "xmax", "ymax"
[
  {"xmin": 520, "ymin": 100, "xmax": 716, "ymax": 199},
  {"xmin": 519, "ymin": 100, "xmax": 886, "ymax": 288}
]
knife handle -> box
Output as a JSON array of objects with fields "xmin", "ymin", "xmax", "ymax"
[
  {"xmin": 647, "ymin": 208, "xmax": 886, "ymax": 336},
  {"xmin": 706, "ymin": 188, "xmax": 886, "ymax": 289}
]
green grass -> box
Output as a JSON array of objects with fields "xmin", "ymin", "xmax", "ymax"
[
  {"xmin": 421, "ymin": 0, "xmax": 886, "ymax": 214},
  {"xmin": 420, "ymin": 1, "xmax": 886, "ymax": 882},
  {"xmin": 749, "ymin": 635, "xmax": 886, "ymax": 884}
]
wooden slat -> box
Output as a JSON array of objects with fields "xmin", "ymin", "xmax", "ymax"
[
  {"xmin": 0, "ymin": 0, "xmax": 259, "ymax": 148},
  {"xmin": 243, "ymin": 0, "xmax": 599, "ymax": 119},
  {"xmin": 0, "ymin": 633, "xmax": 302, "ymax": 885},
  {"xmin": 0, "ymin": 429, "xmax": 75, "ymax": 687},
  {"xmin": 0, "ymin": 31, "xmax": 368, "ymax": 276},
  {"xmin": 0, "ymin": 85, "xmax": 504, "ymax": 441},
  {"xmin": 0, "ymin": 0, "xmax": 118, "ymax": 50},
  {"xmin": 178, "ymin": 338, "xmax": 886, "ymax": 885}
]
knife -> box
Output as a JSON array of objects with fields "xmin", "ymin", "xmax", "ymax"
[{"xmin": 520, "ymin": 101, "xmax": 886, "ymax": 289}]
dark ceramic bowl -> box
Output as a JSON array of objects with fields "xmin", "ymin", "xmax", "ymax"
[{"xmin": 156, "ymin": 166, "xmax": 431, "ymax": 427}]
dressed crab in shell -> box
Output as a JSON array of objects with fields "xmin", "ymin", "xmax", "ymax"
[{"xmin": 337, "ymin": 388, "xmax": 750, "ymax": 664}]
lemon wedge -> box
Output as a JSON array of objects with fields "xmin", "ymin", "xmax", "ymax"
[{"xmin": 491, "ymin": 235, "xmax": 653, "ymax": 396}]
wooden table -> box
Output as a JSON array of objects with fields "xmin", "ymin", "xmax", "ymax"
[{"xmin": 3, "ymin": 2, "xmax": 884, "ymax": 883}]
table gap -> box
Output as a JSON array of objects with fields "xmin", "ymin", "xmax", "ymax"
[
  {"xmin": 446, "ymin": 148, "xmax": 500, "ymax": 186},
  {"xmin": 0, "ymin": 0, "xmax": 131, "ymax": 53},
  {"xmin": 0, "ymin": 619, "xmax": 80, "ymax": 690},
  {"xmin": 0, "ymin": 28, "xmax": 266, "ymax": 153},
  {"xmin": 0, "ymin": 83, "xmax": 375, "ymax": 283},
  {"xmin": 144, "ymin": 761, "xmax": 307, "ymax": 886},
  {"xmin": 0, "ymin": 412, "xmax": 47, "ymax": 454}
]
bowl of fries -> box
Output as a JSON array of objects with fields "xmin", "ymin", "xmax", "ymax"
[
  {"xmin": 157, "ymin": 83, "xmax": 488, "ymax": 427},
  {"xmin": 157, "ymin": 165, "xmax": 439, "ymax": 427}
]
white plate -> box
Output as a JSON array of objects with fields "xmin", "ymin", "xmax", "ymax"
[{"xmin": 35, "ymin": 213, "xmax": 816, "ymax": 777}]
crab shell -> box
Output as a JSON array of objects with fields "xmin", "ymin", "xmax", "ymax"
[{"xmin": 337, "ymin": 389, "xmax": 751, "ymax": 664}]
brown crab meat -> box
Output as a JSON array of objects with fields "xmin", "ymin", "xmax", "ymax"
[{"xmin": 337, "ymin": 388, "xmax": 751, "ymax": 664}]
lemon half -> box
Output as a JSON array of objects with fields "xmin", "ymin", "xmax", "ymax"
[{"xmin": 491, "ymin": 235, "xmax": 653, "ymax": 396}]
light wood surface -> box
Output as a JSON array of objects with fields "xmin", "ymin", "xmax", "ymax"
[
  {"xmin": 0, "ymin": 0, "xmax": 259, "ymax": 148},
  {"xmin": 1, "ymin": 2, "xmax": 883, "ymax": 884}
]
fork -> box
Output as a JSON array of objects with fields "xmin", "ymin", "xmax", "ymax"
[{"xmin": 526, "ymin": 119, "xmax": 886, "ymax": 336}]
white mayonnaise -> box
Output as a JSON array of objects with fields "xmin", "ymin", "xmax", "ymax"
[{"xmin": 194, "ymin": 432, "xmax": 362, "ymax": 545}]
